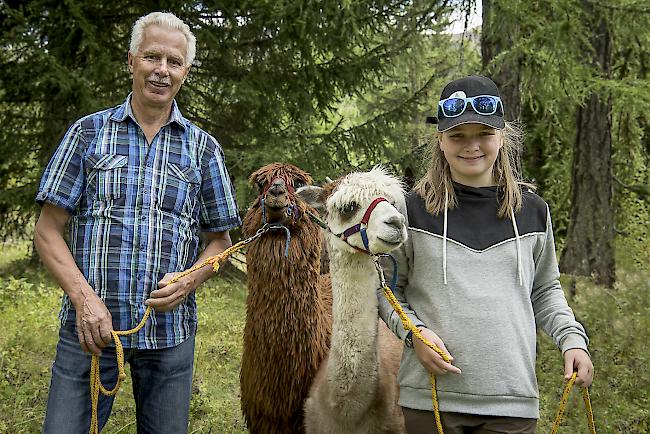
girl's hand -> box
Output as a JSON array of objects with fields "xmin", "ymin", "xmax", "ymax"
[
  {"xmin": 413, "ymin": 327, "xmax": 461, "ymax": 375},
  {"xmin": 563, "ymin": 348, "xmax": 594, "ymax": 387}
]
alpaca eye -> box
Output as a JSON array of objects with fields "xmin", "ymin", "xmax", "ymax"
[
  {"xmin": 340, "ymin": 202, "xmax": 358, "ymax": 217},
  {"xmin": 256, "ymin": 181, "xmax": 266, "ymax": 191}
]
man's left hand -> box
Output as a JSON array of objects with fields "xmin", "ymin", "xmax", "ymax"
[
  {"xmin": 563, "ymin": 348, "xmax": 594, "ymax": 388},
  {"xmin": 146, "ymin": 272, "xmax": 196, "ymax": 312}
]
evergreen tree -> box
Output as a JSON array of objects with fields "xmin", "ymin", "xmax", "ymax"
[
  {"xmin": 559, "ymin": 0, "xmax": 615, "ymax": 286},
  {"xmin": 0, "ymin": 0, "xmax": 457, "ymax": 238}
]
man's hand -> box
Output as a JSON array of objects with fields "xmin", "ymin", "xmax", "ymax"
[
  {"xmin": 146, "ymin": 272, "xmax": 196, "ymax": 312},
  {"xmin": 564, "ymin": 348, "xmax": 594, "ymax": 387},
  {"xmin": 146, "ymin": 231, "xmax": 231, "ymax": 312},
  {"xmin": 413, "ymin": 327, "xmax": 462, "ymax": 375},
  {"xmin": 35, "ymin": 203, "xmax": 114, "ymax": 355},
  {"xmin": 73, "ymin": 288, "xmax": 113, "ymax": 356}
]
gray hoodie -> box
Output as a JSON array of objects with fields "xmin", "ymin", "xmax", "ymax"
[{"xmin": 378, "ymin": 184, "xmax": 589, "ymax": 419}]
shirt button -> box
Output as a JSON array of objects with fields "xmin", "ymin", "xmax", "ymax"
[{"xmin": 140, "ymin": 215, "xmax": 146, "ymax": 221}]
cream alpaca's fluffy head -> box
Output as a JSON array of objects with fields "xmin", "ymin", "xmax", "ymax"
[{"xmin": 298, "ymin": 166, "xmax": 407, "ymax": 255}]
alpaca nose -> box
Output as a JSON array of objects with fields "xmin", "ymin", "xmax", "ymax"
[
  {"xmin": 267, "ymin": 179, "xmax": 286, "ymax": 197},
  {"xmin": 384, "ymin": 214, "xmax": 405, "ymax": 230}
]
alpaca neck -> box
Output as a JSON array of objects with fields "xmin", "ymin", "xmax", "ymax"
[
  {"xmin": 326, "ymin": 248, "xmax": 380, "ymax": 411},
  {"xmin": 246, "ymin": 224, "xmax": 321, "ymax": 288},
  {"xmin": 245, "ymin": 227, "xmax": 324, "ymax": 323}
]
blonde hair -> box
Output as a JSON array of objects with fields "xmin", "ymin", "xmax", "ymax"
[
  {"xmin": 413, "ymin": 121, "xmax": 534, "ymax": 219},
  {"xmin": 130, "ymin": 12, "xmax": 196, "ymax": 66}
]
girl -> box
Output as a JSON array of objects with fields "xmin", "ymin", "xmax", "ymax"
[{"xmin": 379, "ymin": 75, "xmax": 593, "ymax": 434}]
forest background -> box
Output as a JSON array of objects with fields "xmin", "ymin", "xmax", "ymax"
[{"xmin": 0, "ymin": 0, "xmax": 648, "ymax": 432}]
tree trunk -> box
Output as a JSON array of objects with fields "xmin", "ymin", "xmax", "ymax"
[
  {"xmin": 559, "ymin": 5, "xmax": 615, "ymax": 286},
  {"xmin": 481, "ymin": 0, "xmax": 522, "ymax": 123},
  {"xmin": 481, "ymin": 0, "xmax": 522, "ymax": 173}
]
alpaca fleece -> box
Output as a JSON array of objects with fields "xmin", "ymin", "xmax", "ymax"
[
  {"xmin": 240, "ymin": 163, "xmax": 332, "ymax": 433},
  {"xmin": 302, "ymin": 167, "xmax": 407, "ymax": 434}
]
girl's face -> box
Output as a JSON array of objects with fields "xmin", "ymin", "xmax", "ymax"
[{"xmin": 439, "ymin": 123, "xmax": 503, "ymax": 187}]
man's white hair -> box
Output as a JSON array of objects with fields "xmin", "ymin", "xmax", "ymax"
[{"xmin": 130, "ymin": 12, "xmax": 196, "ymax": 66}]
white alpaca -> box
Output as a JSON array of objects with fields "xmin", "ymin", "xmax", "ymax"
[{"xmin": 298, "ymin": 167, "xmax": 408, "ymax": 434}]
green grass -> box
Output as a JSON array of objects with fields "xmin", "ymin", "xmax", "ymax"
[
  {"xmin": 1, "ymin": 241, "xmax": 649, "ymax": 433},
  {"xmin": 536, "ymin": 271, "xmax": 650, "ymax": 433},
  {"xmin": 0, "ymin": 242, "xmax": 248, "ymax": 433}
]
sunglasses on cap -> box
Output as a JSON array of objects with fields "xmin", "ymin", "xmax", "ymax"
[{"xmin": 438, "ymin": 95, "xmax": 503, "ymax": 118}]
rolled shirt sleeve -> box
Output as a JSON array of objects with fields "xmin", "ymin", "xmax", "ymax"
[{"xmin": 198, "ymin": 136, "xmax": 241, "ymax": 232}]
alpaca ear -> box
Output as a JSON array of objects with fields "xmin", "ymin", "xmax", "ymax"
[{"xmin": 296, "ymin": 185, "xmax": 327, "ymax": 215}]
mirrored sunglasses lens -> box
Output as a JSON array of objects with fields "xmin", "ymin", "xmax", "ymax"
[
  {"xmin": 473, "ymin": 97, "xmax": 498, "ymax": 114},
  {"xmin": 442, "ymin": 98, "xmax": 466, "ymax": 117}
]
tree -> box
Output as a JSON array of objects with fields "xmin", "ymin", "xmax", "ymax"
[
  {"xmin": 0, "ymin": 0, "xmax": 458, "ymax": 239},
  {"xmin": 480, "ymin": 0, "xmax": 525, "ymax": 176},
  {"xmin": 559, "ymin": 0, "xmax": 615, "ymax": 286},
  {"xmin": 0, "ymin": 0, "xmax": 138, "ymax": 238},
  {"xmin": 476, "ymin": 0, "xmax": 650, "ymax": 282},
  {"xmin": 481, "ymin": 0, "xmax": 522, "ymax": 123}
]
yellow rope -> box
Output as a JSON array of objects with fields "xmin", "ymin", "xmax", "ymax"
[
  {"xmin": 381, "ymin": 284, "xmax": 596, "ymax": 434},
  {"xmin": 381, "ymin": 285, "xmax": 447, "ymax": 434},
  {"xmin": 550, "ymin": 372, "xmax": 596, "ymax": 434},
  {"xmin": 88, "ymin": 240, "xmax": 248, "ymax": 434}
]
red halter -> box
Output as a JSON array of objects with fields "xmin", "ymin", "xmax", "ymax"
[{"xmin": 336, "ymin": 197, "xmax": 389, "ymax": 252}]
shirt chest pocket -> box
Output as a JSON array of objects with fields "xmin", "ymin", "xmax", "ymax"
[
  {"xmin": 159, "ymin": 163, "xmax": 201, "ymax": 215},
  {"xmin": 85, "ymin": 153, "xmax": 128, "ymax": 202}
]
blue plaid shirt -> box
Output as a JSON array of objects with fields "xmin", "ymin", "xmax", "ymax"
[{"xmin": 37, "ymin": 95, "xmax": 241, "ymax": 349}]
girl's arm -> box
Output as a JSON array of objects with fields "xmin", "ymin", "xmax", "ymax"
[
  {"xmin": 532, "ymin": 207, "xmax": 593, "ymax": 385},
  {"xmin": 377, "ymin": 210, "xmax": 426, "ymax": 342}
]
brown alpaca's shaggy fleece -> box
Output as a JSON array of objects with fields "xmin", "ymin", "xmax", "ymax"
[{"xmin": 240, "ymin": 163, "xmax": 332, "ymax": 434}]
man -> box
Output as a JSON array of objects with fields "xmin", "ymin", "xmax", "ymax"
[{"xmin": 35, "ymin": 12, "xmax": 241, "ymax": 433}]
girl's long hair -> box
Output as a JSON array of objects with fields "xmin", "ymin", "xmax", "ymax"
[{"xmin": 413, "ymin": 121, "xmax": 534, "ymax": 219}]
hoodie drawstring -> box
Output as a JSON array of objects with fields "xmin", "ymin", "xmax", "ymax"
[
  {"xmin": 510, "ymin": 207, "xmax": 523, "ymax": 286},
  {"xmin": 443, "ymin": 187, "xmax": 523, "ymax": 287},
  {"xmin": 442, "ymin": 188, "xmax": 448, "ymax": 285}
]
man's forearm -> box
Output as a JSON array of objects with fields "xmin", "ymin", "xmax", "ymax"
[
  {"xmin": 34, "ymin": 220, "xmax": 93, "ymax": 307},
  {"xmin": 184, "ymin": 233, "xmax": 233, "ymax": 288}
]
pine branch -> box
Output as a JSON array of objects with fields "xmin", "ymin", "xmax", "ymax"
[
  {"xmin": 614, "ymin": 175, "xmax": 650, "ymax": 199},
  {"xmin": 583, "ymin": 0, "xmax": 650, "ymax": 14}
]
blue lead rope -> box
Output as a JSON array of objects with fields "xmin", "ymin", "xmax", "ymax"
[
  {"xmin": 268, "ymin": 223, "xmax": 291, "ymax": 257},
  {"xmin": 258, "ymin": 195, "xmax": 292, "ymax": 257},
  {"xmin": 376, "ymin": 253, "xmax": 398, "ymax": 292},
  {"xmin": 386, "ymin": 254, "xmax": 398, "ymax": 291}
]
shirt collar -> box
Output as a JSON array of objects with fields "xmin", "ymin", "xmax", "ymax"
[{"xmin": 110, "ymin": 93, "xmax": 188, "ymax": 130}]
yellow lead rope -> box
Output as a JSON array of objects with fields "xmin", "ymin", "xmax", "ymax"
[
  {"xmin": 551, "ymin": 371, "xmax": 596, "ymax": 434},
  {"xmin": 88, "ymin": 239, "xmax": 250, "ymax": 434},
  {"xmin": 381, "ymin": 283, "xmax": 596, "ymax": 434},
  {"xmin": 381, "ymin": 285, "xmax": 448, "ymax": 434}
]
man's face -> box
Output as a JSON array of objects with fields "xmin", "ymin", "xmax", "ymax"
[{"xmin": 128, "ymin": 24, "xmax": 190, "ymax": 111}]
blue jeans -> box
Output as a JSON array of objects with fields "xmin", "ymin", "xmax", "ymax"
[{"xmin": 42, "ymin": 325, "xmax": 195, "ymax": 434}]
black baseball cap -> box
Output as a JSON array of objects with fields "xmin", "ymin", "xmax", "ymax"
[{"xmin": 426, "ymin": 75, "xmax": 505, "ymax": 132}]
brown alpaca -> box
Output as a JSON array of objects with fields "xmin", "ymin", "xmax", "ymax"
[{"xmin": 240, "ymin": 162, "xmax": 332, "ymax": 434}]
